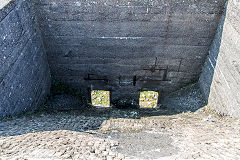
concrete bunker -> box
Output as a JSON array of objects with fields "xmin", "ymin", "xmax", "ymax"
[{"xmin": 0, "ymin": 0, "xmax": 240, "ymax": 119}]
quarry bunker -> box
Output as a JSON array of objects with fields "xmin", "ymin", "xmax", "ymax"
[
  {"xmin": 1, "ymin": 0, "xmax": 239, "ymax": 118},
  {"xmin": 0, "ymin": 0, "xmax": 240, "ymax": 159}
]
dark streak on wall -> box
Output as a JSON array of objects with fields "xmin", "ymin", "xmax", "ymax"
[{"xmin": 0, "ymin": 0, "xmax": 51, "ymax": 119}]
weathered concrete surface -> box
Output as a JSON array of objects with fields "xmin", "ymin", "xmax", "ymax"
[
  {"xmin": 1, "ymin": 0, "xmax": 233, "ymax": 117},
  {"xmin": 199, "ymin": 0, "xmax": 240, "ymax": 118},
  {"xmin": 0, "ymin": 0, "xmax": 51, "ymax": 119},
  {"xmin": 33, "ymin": 0, "xmax": 226, "ymax": 100}
]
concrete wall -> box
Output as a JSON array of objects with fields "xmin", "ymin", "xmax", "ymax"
[
  {"xmin": 199, "ymin": 0, "xmax": 240, "ymax": 118},
  {"xmin": 0, "ymin": 0, "xmax": 51, "ymax": 119},
  {"xmin": 33, "ymin": 0, "xmax": 226, "ymax": 100}
]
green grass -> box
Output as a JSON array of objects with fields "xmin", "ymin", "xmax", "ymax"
[
  {"xmin": 182, "ymin": 82, "xmax": 197, "ymax": 89},
  {"xmin": 91, "ymin": 90, "xmax": 110, "ymax": 107},
  {"xmin": 139, "ymin": 91, "xmax": 159, "ymax": 108}
]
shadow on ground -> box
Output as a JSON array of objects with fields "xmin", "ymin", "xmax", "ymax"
[
  {"xmin": 0, "ymin": 84, "xmax": 205, "ymax": 137},
  {"xmin": 1, "ymin": 84, "xmax": 239, "ymax": 160}
]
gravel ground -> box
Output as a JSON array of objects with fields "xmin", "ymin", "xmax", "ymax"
[
  {"xmin": 162, "ymin": 84, "xmax": 205, "ymax": 112},
  {"xmin": 0, "ymin": 107, "xmax": 240, "ymax": 160},
  {"xmin": 0, "ymin": 85, "xmax": 239, "ymax": 160}
]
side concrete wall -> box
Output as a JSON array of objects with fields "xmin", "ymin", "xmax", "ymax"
[
  {"xmin": 0, "ymin": 0, "xmax": 51, "ymax": 119},
  {"xmin": 33, "ymin": 0, "xmax": 226, "ymax": 100},
  {"xmin": 199, "ymin": 0, "xmax": 240, "ymax": 118}
]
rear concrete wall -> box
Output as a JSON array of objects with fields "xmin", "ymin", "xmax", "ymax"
[
  {"xmin": 199, "ymin": 0, "xmax": 240, "ymax": 118},
  {"xmin": 33, "ymin": 0, "xmax": 226, "ymax": 100},
  {"xmin": 0, "ymin": 0, "xmax": 51, "ymax": 119}
]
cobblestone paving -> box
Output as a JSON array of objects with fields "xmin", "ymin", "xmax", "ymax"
[{"xmin": 0, "ymin": 108, "xmax": 240, "ymax": 160}]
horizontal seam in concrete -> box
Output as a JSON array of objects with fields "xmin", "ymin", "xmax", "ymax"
[
  {"xmin": 44, "ymin": 35, "xmax": 212, "ymax": 39},
  {"xmin": 33, "ymin": 3, "xmax": 223, "ymax": 10},
  {"xmin": 45, "ymin": 43, "xmax": 210, "ymax": 47}
]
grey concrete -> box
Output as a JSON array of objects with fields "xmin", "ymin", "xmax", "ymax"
[
  {"xmin": 46, "ymin": 94, "xmax": 84, "ymax": 111},
  {"xmin": 199, "ymin": 0, "xmax": 240, "ymax": 118},
  {"xmin": 33, "ymin": 0, "xmax": 226, "ymax": 100},
  {"xmin": 4, "ymin": 0, "xmax": 239, "ymax": 118},
  {"xmin": 0, "ymin": 0, "xmax": 51, "ymax": 119}
]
